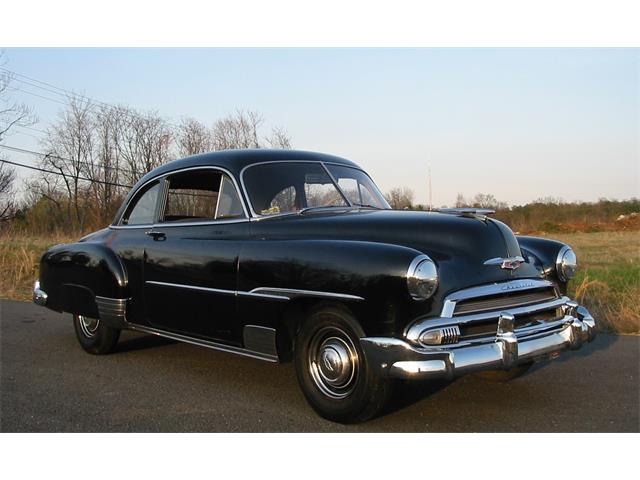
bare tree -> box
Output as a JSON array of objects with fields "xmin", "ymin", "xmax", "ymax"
[
  {"xmin": 455, "ymin": 193, "xmax": 469, "ymax": 208},
  {"xmin": 472, "ymin": 193, "xmax": 508, "ymax": 210},
  {"xmin": 177, "ymin": 117, "xmax": 213, "ymax": 157},
  {"xmin": 0, "ymin": 163, "xmax": 16, "ymax": 221},
  {"xmin": 267, "ymin": 126, "xmax": 292, "ymax": 149},
  {"xmin": 212, "ymin": 110, "xmax": 263, "ymax": 150},
  {"xmin": 0, "ymin": 51, "xmax": 37, "ymax": 222},
  {"xmin": 386, "ymin": 187, "xmax": 414, "ymax": 210},
  {"xmin": 112, "ymin": 106, "xmax": 173, "ymax": 185},
  {"xmin": 88, "ymin": 105, "xmax": 125, "ymax": 224},
  {"xmin": 40, "ymin": 96, "xmax": 95, "ymax": 230}
]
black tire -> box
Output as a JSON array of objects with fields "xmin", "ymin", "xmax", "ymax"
[
  {"xmin": 72, "ymin": 314, "xmax": 120, "ymax": 355},
  {"xmin": 294, "ymin": 305, "xmax": 392, "ymax": 423},
  {"xmin": 476, "ymin": 361, "xmax": 534, "ymax": 382}
]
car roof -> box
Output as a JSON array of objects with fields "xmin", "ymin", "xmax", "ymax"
[
  {"xmin": 139, "ymin": 149, "xmax": 361, "ymax": 182},
  {"xmin": 112, "ymin": 149, "xmax": 363, "ymax": 225}
]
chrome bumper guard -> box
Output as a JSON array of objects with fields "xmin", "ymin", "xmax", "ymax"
[
  {"xmin": 360, "ymin": 305, "xmax": 596, "ymax": 380},
  {"xmin": 33, "ymin": 281, "xmax": 48, "ymax": 306}
]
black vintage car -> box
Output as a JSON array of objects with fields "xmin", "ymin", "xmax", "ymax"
[{"xmin": 33, "ymin": 149, "xmax": 596, "ymax": 422}]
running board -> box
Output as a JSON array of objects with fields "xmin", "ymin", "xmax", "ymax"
[{"xmin": 126, "ymin": 323, "xmax": 279, "ymax": 363}]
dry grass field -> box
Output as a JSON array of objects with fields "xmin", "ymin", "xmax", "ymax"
[{"xmin": 1, "ymin": 230, "xmax": 638, "ymax": 334}]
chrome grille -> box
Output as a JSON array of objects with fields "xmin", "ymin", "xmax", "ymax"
[
  {"xmin": 453, "ymin": 287, "xmax": 558, "ymax": 316},
  {"xmin": 440, "ymin": 326, "xmax": 461, "ymax": 344}
]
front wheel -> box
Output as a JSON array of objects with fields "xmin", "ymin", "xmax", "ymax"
[
  {"xmin": 294, "ymin": 306, "xmax": 392, "ymax": 423},
  {"xmin": 73, "ymin": 314, "xmax": 120, "ymax": 355}
]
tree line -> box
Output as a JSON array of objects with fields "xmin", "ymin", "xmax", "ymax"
[
  {"xmin": 3, "ymin": 98, "xmax": 291, "ymax": 234},
  {"xmin": 383, "ymin": 186, "xmax": 639, "ymax": 234}
]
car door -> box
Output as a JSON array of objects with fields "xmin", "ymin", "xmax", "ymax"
[
  {"xmin": 143, "ymin": 167, "xmax": 249, "ymax": 343},
  {"xmin": 110, "ymin": 179, "xmax": 164, "ymax": 325}
]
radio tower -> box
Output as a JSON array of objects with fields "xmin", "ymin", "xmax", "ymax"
[{"xmin": 428, "ymin": 164, "xmax": 433, "ymax": 211}]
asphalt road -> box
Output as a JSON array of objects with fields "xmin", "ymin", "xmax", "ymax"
[{"xmin": 1, "ymin": 299, "xmax": 638, "ymax": 432}]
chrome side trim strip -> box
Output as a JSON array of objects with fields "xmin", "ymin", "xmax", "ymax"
[
  {"xmin": 144, "ymin": 281, "xmax": 363, "ymax": 302},
  {"xmin": 249, "ymin": 287, "xmax": 364, "ymax": 302},
  {"xmin": 126, "ymin": 323, "xmax": 278, "ymax": 362},
  {"xmin": 145, "ymin": 280, "xmax": 237, "ymax": 297}
]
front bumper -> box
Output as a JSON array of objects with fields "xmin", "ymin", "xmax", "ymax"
[{"xmin": 360, "ymin": 305, "xmax": 596, "ymax": 380}]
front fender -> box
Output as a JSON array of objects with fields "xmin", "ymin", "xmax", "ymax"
[
  {"xmin": 238, "ymin": 239, "xmax": 426, "ymax": 336},
  {"xmin": 517, "ymin": 235, "xmax": 570, "ymax": 291}
]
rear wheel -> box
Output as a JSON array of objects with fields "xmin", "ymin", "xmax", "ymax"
[
  {"xmin": 73, "ymin": 314, "xmax": 120, "ymax": 355},
  {"xmin": 294, "ymin": 305, "xmax": 391, "ymax": 423},
  {"xmin": 476, "ymin": 361, "xmax": 534, "ymax": 382}
]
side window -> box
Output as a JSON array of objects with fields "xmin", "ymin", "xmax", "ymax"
[
  {"xmin": 160, "ymin": 169, "xmax": 246, "ymax": 223},
  {"xmin": 122, "ymin": 182, "xmax": 161, "ymax": 226},
  {"xmin": 216, "ymin": 175, "xmax": 245, "ymax": 219}
]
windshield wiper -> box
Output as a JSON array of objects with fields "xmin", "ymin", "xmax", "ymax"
[
  {"xmin": 298, "ymin": 205, "xmax": 353, "ymax": 215},
  {"xmin": 351, "ymin": 203, "xmax": 382, "ymax": 209}
]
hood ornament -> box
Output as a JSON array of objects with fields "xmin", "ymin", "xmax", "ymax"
[{"xmin": 483, "ymin": 256, "xmax": 525, "ymax": 270}]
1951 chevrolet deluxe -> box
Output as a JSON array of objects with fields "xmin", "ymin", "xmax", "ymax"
[{"xmin": 33, "ymin": 149, "xmax": 596, "ymax": 423}]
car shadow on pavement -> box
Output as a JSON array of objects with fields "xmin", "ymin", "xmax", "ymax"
[
  {"xmin": 115, "ymin": 333, "xmax": 177, "ymax": 353},
  {"xmin": 377, "ymin": 334, "xmax": 621, "ymax": 419},
  {"xmin": 553, "ymin": 333, "xmax": 619, "ymax": 363},
  {"xmin": 381, "ymin": 378, "xmax": 454, "ymax": 417}
]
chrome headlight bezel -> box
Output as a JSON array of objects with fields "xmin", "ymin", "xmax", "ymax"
[
  {"xmin": 407, "ymin": 254, "xmax": 439, "ymax": 301},
  {"xmin": 556, "ymin": 245, "xmax": 577, "ymax": 282}
]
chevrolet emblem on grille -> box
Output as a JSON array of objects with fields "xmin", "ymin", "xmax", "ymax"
[{"xmin": 483, "ymin": 256, "xmax": 526, "ymax": 270}]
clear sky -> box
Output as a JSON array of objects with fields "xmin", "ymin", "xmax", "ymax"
[{"xmin": 2, "ymin": 48, "xmax": 638, "ymax": 206}]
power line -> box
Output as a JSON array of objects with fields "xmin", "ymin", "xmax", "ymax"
[
  {"xmin": 0, "ymin": 143, "xmax": 137, "ymax": 176},
  {"xmin": 1, "ymin": 67, "xmax": 182, "ymax": 128},
  {"xmin": 0, "ymin": 158, "xmax": 133, "ymax": 188}
]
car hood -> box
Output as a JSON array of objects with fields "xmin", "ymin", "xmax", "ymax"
[{"xmin": 251, "ymin": 209, "xmax": 543, "ymax": 292}]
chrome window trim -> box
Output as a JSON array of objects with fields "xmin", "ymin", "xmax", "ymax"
[
  {"xmin": 322, "ymin": 163, "xmax": 391, "ymax": 210},
  {"xmin": 118, "ymin": 180, "xmax": 163, "ymax": 227},
  {"xmin": 320, "ymin": 161, "xmax": 353, "ymax": 208},
  {"xmin": 239, "ymin": 160, "xmax": 382, "ymax": 218},
  {"xmin": 144, "ymin": 281, "xmax": 364, "ymax": 302},
  {"xmin": 114, "ymin": 165, "xmax": 250, "ymax": 228}
]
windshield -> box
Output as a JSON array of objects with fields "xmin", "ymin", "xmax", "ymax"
[
  {"xmin": 325, "ymin": 164, "xmax": 390, "ymax": 209},
  {"xmin": 242, "ymin": 161, "xmax": 389, "ymax": 216}
]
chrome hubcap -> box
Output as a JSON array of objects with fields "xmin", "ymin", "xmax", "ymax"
[
  {"xmin": 309, "ymin": 327, "xmax": 359, "ymax": 399},
  {"xmin": 78, "ymin": 315, "xmax": 100, "ymax": 338}
]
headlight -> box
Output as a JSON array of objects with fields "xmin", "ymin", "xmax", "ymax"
[
  {"xmin": 556, "ymin": 245, "xmax": 577, "ymax": 282},
  {"xmin": 407, "ymin": 254, "xmax": 439, "ymax": 300}
]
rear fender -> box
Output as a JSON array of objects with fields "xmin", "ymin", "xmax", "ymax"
[{"xmin": 38, "ymin": 242, "xmax": 129, "ymax": 327}]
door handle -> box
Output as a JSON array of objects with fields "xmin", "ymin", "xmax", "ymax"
[{"xmin": 145, "ymin": 229, "xmax": 166, "ymax": 241}]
